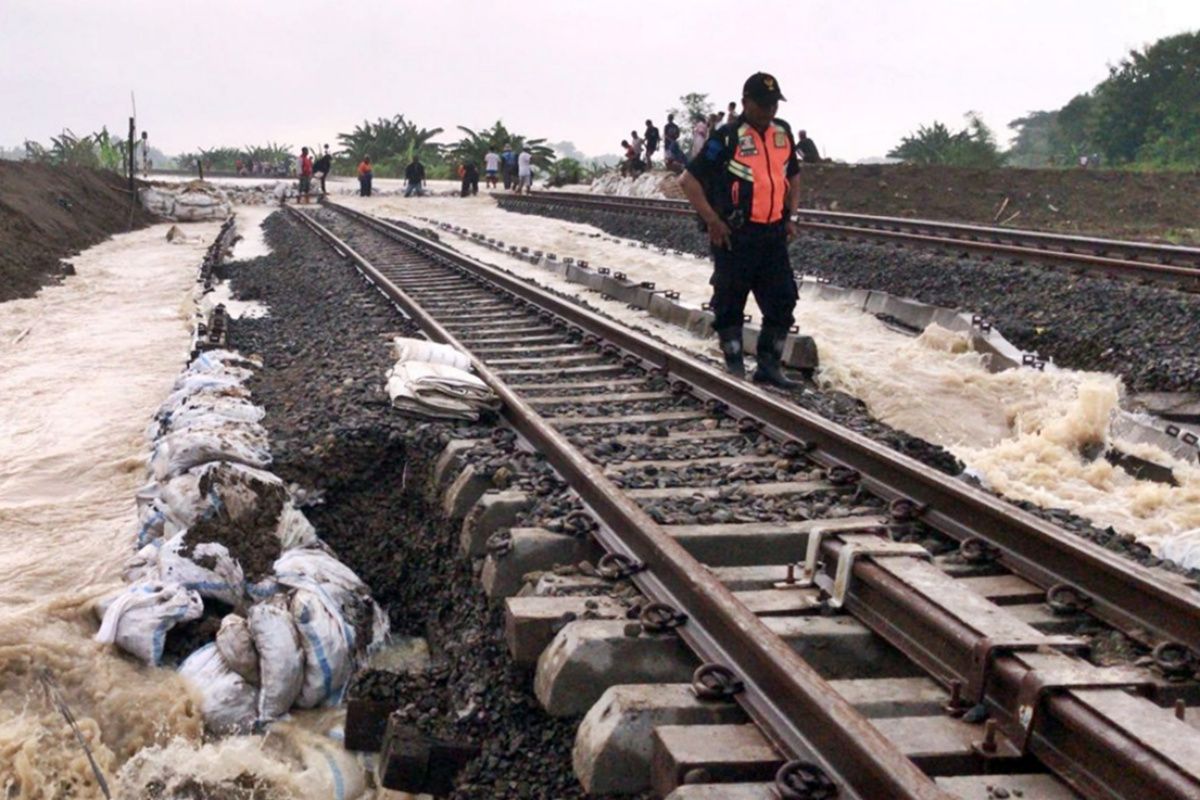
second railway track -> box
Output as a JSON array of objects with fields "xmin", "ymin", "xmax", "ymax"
[
  {"xmin": 288, "ymin": 200, "xmax": 1200, "ymax": 799},
  {"xmin": 499, "ymin": 191, "xmax": 1200, "ymax": 292}
]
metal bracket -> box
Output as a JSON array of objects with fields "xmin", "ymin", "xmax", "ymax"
[
  {"xmin": 966, "ymin": 635, "xmax": 1088, "ymax": 705},
  {"xmin": 826, "ymin": 540, "xmax": 931, "ymax": 609},
  {"xmin": 1012, "ymin": 663, "xmax": 1152, "ymax": 753}
]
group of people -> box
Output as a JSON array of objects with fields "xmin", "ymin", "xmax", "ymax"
[
  {"xmin": 621, "ymin": 105, "xmax": 822, "ymax": 178},
  {"xmin": 295, "ymin": 145, "xmax": 334, "ymax": 203}
]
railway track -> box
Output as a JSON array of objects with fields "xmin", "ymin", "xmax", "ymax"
[
  {"xmin": 500, "ymin": 191, "xmax": 1200, "ymax": 291},
  {"xmin": 287, "ymin": 200, "xmax": 1200, "ymax": 799}
]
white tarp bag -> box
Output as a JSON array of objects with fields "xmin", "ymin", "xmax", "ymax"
[
  {"xmin": 179, "ymin": 643, "xmax": 258, "ymax": 735},
  {"xmin": 290, "ymin": 588, "xmax": 353, "ymax": 708},
  {"xmin": 157, "ymin": 532, "xmax": 247, "ymax": 608},
  {"xmin": 386, "ymin": 360, "xmax": 498, "ymax": 421},
  {"xmin": 149, "ymin": 426, "xmax": 272, "ymax": 480},
  {"xmin": 392, "ymin": 337, "xmax": 472, "ymax": 371},
  {"xmin": 216, "ymin": 613, "xmax": 261, "ymax": 685},
  {"xmin": 1160, "ymin": 529, "xmax": 1200, "ymax": 570},
  {"xmin": 250, "ymin": 595, "xmax": 305, "ymax": 722},
  {"xmin": 273, "ymin": 548, "xmax": 389, "ymax": 654},
  {"xmin": 95, "ymin": 581, "xmax": 204, "ymax": 665}
]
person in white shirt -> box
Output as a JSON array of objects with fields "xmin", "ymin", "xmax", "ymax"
[
  {"xmin": 516, "ymin": 147, "xmax": 533, "ymax": 194},
  {"xmin": 484, "ymin": 150, "xmax": 501, "ymax": 188}
]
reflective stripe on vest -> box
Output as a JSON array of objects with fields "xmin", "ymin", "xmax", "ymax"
[{"xmin": 731, "ymin": 122, "xmax": 790, "ymax": 224}]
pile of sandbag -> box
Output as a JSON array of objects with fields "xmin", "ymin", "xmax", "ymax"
[
  {"xmin": 96, "ymin": 347, "xmax": 389, "ymax": 734},
  {"xmin": 386, "ymin": 337, "xmax": 499, "ymax": 421},
  {"xmin": 140, "ymin": 180, "xmax": 234, "ymax": 221}
]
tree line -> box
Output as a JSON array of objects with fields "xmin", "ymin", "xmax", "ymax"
[{"xmin": 890, "ymin": 30, "xmax": 1199, "ymax": 169}]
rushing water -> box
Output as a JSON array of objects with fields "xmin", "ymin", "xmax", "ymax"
[
  {"xmin": 339, "ymin": 193, "xmax": 1200, "ymax": 559},
  {"xmin": 0, "ymin": 222, "xmax": 220, "ymax": 796}
]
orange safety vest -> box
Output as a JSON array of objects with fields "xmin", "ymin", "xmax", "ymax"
[{"xmin": 727, "ymin": 121, "xmax": 794, "ymax": 224}]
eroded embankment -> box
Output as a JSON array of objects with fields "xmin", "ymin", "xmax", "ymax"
[{"xmin": 0, "ymin": 161, "xmax": 158, "ymax": 302}]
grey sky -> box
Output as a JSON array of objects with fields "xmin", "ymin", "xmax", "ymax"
[{"xmin": 2, "ymin": 0, "xmax": 1195, "ymax": 161}]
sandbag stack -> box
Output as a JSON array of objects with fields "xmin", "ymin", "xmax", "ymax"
[
  {"xmin": 96, "ymin": 345, "xmax": 389, "ymax": 734},
  {"xmin": 385, "ymin": 336, "xmax": 499, "ymax": 421}
]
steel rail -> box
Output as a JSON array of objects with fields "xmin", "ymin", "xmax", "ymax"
[
  {"xmin": 296, "ymin": 202, "xmax": 1200, "ymax": 798},
  {"xmin": 284, "ymin": 204, "xmax": 950, "ymax": 800},
  {"xmin": 325, "ymin": 200, "xmax": 1200, "ymax": 655},
  {"xmin": 502, "ymin": 192, "xmax": 1200, "ymax": 290}
]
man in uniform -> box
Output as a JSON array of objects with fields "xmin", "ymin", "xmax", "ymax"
[{"xmin": 680, "ymin": 72, "xmax": 803, "ymax": 388}]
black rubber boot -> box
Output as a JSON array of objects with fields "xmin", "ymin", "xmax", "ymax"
[
  {"xmin": 717, "ymin": 328, "xmax": 745, "ymax": 378},
  {"xmin": 753, "ymin": 329, "xmax": 801, "ymax": 389}
]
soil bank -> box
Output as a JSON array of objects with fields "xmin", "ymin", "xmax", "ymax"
[{"xmin": 0, "ymin": 161, "xmax": 157, "ymax": 302}]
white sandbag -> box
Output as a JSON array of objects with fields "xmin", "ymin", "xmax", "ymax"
[
  {"xmin": 386, "ymin": 360, "xmax": 498, "ymax": 421},
  {"xmin": 155, "ymin": 532, "xmax": 247, "ymax": 608},
  {"xmin": 149, "ymin": 426, "xmax": 271, "ymax": 480},
  {"xmin": 392, "ymin": 337, "xmax": 472, "ymax": 371},
  {"xmin": 290, "ymin": 588, "xmax": 353, "ymax": 708},
  {"xmin": 184, "ymin": 349, "xmax": 261, "ymax": 378},
  {"xmin": 139, "ymin": 187, "xmax": 177, "ymax": 217},
  {"xmin": 164, "ymin": 397, "xmax": 265, "ymax": 432},
  {"xmin": 276, "ymin": 502, "xmax": 320, "ymax": 550},
  {"xmin": 250, "ymin": 595, "xmax": 305, "ymax": 722},
  {"xmin": 95, "ymin": 581, "xmax": 204, "ymax": 665},
  {"xmin": 134, "ymin": 471, "xmax": 204, "ymax": 545},
  {"xmin": 179, "ymin": 643, "xmax": 258, "ymax": 735},
  {"xmin": 216, "ymin": 613, "xmax": 260, "ymax": 685},
  {"xmin": 274, "ymin": 548, "xmax": 390, "ymax": 655}
]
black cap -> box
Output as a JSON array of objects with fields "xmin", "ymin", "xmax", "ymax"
[{"xmin": 743, "ymin": 72, "xmax": 786, "ymax": 104}]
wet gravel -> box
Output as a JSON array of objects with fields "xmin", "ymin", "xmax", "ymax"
[{"xmin": 497, "ymin": 197, "xmax": 1200, "ymax": 394}]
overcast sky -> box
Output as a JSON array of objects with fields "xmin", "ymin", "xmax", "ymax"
[{"xmin": 1, "ymin": 0, "xmax": 1195, "ymax": 161}]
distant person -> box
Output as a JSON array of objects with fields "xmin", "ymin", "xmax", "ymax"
[
  {"xmin": 313, "ymin": 145, "xmax": 332, "ymax": 195},
  {"xmin": 500, "ymin": 144, "xmax": 517, "ymax": 189},
  {"xmin": 727, "ymin": 100, "xmax": 738, "ymax": 124},
  {"xmin": 630, "ymin": 130, "xmax": 643, "ymax": 162},
  {"xmin": 461, "ymin": 161, "xmax": 479, "ymax": 196},
  {"xmin": 484, "ymin": 148, "xmax": 501, "ymax": 188},
  {"xmin": 663, "ymin": 113, "xmax": 680, "ymax": 150},
  {"xmin": 297, "ymin": 146, "xmax": 313, "ymax": 203},
  {"xmin": 516, "ymin": 146, "xmax": 534, "ymax": 194},
  {"xmin": 357, "ymin": 156, "xmax": 373, "ymax": 196},
  {"xmin": 644, "ymin": 119, "xmax": 660, "ymax": 169},
  {"xmin": 404, "ymin": 156, "xmax": 426, "ymax": 197},
  {"xmin": 680, "ymin": 72, "xmax": 803, "ymax": 389},
  {"xmin": 797, "ymin": 130, "xmax": 820, "ymax": 163}
]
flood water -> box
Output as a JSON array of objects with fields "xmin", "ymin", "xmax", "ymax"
[{"xmin": 0, "ymin": 221, "xmax": 218, "ymax": 795}]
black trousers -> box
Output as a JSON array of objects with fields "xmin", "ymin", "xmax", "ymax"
[
  {"xmin": 709, "ymin": 225, "xmax": 797, "ymax": 335},
  {"xmin": 461, "ymin": 177, "xmax": 479, "ymax": 196},
  {"xmin": 359, "ymin": 175, "xmax": 372, "ymax": 196}
]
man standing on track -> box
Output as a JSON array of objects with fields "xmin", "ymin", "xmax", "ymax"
[
  {"xmin": 297, "ymin": 146, "xmax": 314, "ymax": 203},
  {"xmin": 515, "ymin": 146, "xmax": 533, "ymax": 194},
  {"xmin": 404, "ymin": 155, "xmax": 426, "ymax": 197},
  {"xmin": 644, "ymin": 119, "xmax": 660, "ymax": 169},
  {"xmin": 679, "ymin": 72, "xmax": 803, "ymax": 388},
  {"xmin": 501, "ymin": 144, "xmax": 517, "ymax": 190},
  {"xmin": 313, "ymin": 144, "xmax": 332, "ymax": 196},
  {"xmin": 357, "ymin": 156, "xmax": 373, "ymax": 196},
  {"xmin": 484, "ymin": 148, "xmax": 500, "ymax": 188}
]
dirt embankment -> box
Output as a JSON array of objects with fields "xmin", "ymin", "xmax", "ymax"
[
  {"xmin": 0, "ymin": 161, "xmax": 158, "ymax": 302},
  {"xmin": 794, "ymin": 164, "xmax": 1200, "ymax": 243}
]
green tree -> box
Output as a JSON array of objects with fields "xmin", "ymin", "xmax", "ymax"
[
  {"xmin": 889, "ymin": 113, "xmax": 1006, "ymax": 168},
  {"xmin": 1092, "ymin": 31, "xmax": 1200, "ymax": 166},
  {"xmin": 444, "ymin": 121, "xmax": 556, "ymax": 171},
  {"xmin": 336, "ymin": 115, "xmax": 445, "ymax": 177}
]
